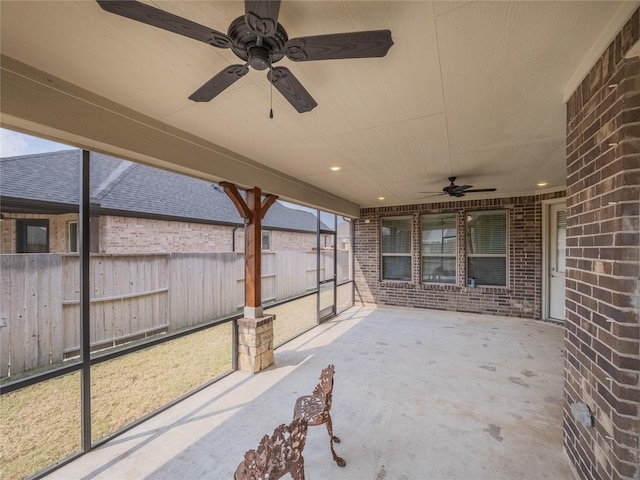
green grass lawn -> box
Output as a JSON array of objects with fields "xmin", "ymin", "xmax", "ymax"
[
  {"xmin": 1, "ymin": 323, "xmax": 232, "ymax": 480},
  {"xmin": 1, "ymin": 372, "xmax": 82, "ymax": 480},
  {"xmin": 268, "ymin": 293, "xmax": 319, "ymax": 346},
  {"xmin": 0, "ymin": 296, "xmax": 329, "ymax": 480}
]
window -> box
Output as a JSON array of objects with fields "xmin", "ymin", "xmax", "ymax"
[
  {"xmin": 261, "ymin": 230, "xmax": 271, "ymax": 251},
  {"xmin": 16, "ymin": 219, "xmax": 49, "ymax": 253},
  {"xmin": 422, "ymin": 213, "xmax": 457, "ymax": 284},
  {"xmin": 466, "ymin": 210, "xmax": 507, "ymax": 286},
  {"xmin": 68, "ymin": 221, "xmax": 78, "ymax": 253},
  {"xmin": 381, "ymin": 216, "xmax": 412, "ymax": 281}
]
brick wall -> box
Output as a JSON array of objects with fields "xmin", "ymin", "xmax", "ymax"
[
  {"xmin": 1, "ymin": 212, "xmax": 317, "ymax": 254},
  {"xmin": 0, "ymin": 216, "xmax": 15, "ymax": 253},
  {"xmin": 237, "ymin": 229, "xmax": 317, "ymax": 252},
  {"xmin": 99, "ymin": 215, "xmax": 234, "ymax": 253},
  {"xmin": 564, "ymin": 8, "xmax": 640, "ymax": 480},
  {"xmin": 100, "ymin": 216, "xmax": 317, "ymax": 254},
  {"xmin": 354, "ymin": 192, "xmax": 563, "ymax": 319}
]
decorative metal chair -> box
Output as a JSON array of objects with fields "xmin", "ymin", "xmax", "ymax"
[
  {"xmin": 293, "ymin": 364, "xmax": 346, "ymax": 467},
  {"xmin": 234, "ymin": 418, "xmax": 308, "ymax": 480}
]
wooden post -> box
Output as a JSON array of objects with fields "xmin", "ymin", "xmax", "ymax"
[
  {"xmin": 245, "ymin": 187, "xmax": 260, "ymax": 314},
  {"xmin": 220, "ymin": 182, "xmax": 278, "ymax": 373},
  {"xmin": 220, "ymin": 182, "xmax": 277, "ymax": 317}
]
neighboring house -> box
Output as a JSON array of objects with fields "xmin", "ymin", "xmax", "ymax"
[{"xmin": 1, "ymin": 150, "xmax": 331, "ymax": 254}]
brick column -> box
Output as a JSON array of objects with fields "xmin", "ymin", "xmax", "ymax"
[
  {"xmin": 564, "ymin": 8, "xmax": 639, "ymax": 480},
  {"xmin": 237, "ymin": 316, "xmax": 275, "ymax": 373}
]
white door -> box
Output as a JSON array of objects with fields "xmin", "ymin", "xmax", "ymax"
[{"xmin": 549, "ymin": 204, "xmax": 567, "ymax": 321}]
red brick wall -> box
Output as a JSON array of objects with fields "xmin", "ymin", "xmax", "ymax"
[
  {"xmin": 354, "ymin": 192, "xmax": 563, "ymax": 318},
  {"xmin": 564, "ymin": 8, "xmax": 640, "ymax": 480}
]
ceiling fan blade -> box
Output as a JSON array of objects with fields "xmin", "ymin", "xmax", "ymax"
[
  {"xmin": 418, "ymin": 193, "xmax": 446, "ymax": 198},
  {"xmin": 245, "ymin": 0, "xmax": 281, "ymax": 38},
  {"xmin": 453, "ymin": 185, "xmax": 473, "ymax": 191},
  {"xmin": 267, "ymin": 67, "xmax": 317, "ymax": 113},
  {"xmin": 188, "ymin": 65, "xmax": 249, "ymax": 102},
  {"xmin": 96, "ymin": 0, "xmax": 233, "ymax": 48},
  {"xmin": 285, "ymin": 30, "xmax": 393, "ymax": 61},
  {"xmin": 464, "ymin": 188, "xmax": 497, "ymax": 193}
]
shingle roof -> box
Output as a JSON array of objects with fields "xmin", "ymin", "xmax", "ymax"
[
  {"xmin": 1, "ymin": 149, "xmax": 81, "ymax": 205},
  {"xmin": 1, "ymin": 150, "xmax": 318, "ymax": 232}
]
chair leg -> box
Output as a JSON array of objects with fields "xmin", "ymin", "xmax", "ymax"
[
  {"xmin": 325, "ymin": 414, "xmax": 346, "ymax": 467},
  {"xmin": 291, "ymin": 458, "xmax": 305, "ymax": 480},
  {"xmin": 325, "ymin": 414, "xmax": 340, "ymax": 443}
]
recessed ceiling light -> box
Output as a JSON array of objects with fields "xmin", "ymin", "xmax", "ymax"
[
  {"xmin": 537, "ymin": 181, "xmax": 548, "ymax": 187},
  {"xmin": 378, "ymin": 196, "xmax": 385, "ymax": 200},
  {"xmin": 330, "ymin": 166, "xmax": 341, "ymax": 171}
]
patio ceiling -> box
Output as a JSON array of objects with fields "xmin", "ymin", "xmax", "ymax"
[{"xmin": 0, "ymin": 1, "xmax": 637, "ymax": 216}]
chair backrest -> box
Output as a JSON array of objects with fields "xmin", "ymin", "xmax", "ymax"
[
  {"xmin": 312, "ymin": 364, "xmax": 335, "ymax": 415},
  {"xmin": 234, "ymin": 418, "xmax": 308, "ymax": 480}
]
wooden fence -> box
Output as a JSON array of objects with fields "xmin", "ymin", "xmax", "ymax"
[{"xmin": 1, "ymin": 251, "xmax": 328, "ymax": 378}]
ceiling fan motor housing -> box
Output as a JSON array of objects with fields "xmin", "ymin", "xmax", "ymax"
[{"xmin": 228, "ymin": 15, "xmax": 287, "ymax": 69}]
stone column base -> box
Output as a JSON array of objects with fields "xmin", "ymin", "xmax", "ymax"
[{"xmin": 237, "ymin": 315, "xmax": 275, "ymax": 373}]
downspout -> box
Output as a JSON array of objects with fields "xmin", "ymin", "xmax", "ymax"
[{"xmin": 232, "ymin": 225, "xmax": 239, "ymax": 252}]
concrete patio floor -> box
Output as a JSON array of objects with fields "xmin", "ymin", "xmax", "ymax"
[{"xmin": 46, "ymin": 305, "xmax": 575, "ymax": 480}]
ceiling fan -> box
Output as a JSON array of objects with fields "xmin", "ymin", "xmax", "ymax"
[
  {"xmin": 96, "ymin": 1, "xmax": 394, "ymax": 113},
  {"xmin": 420, "ymin": 177, "xmax": 497, "ymax": 198}
]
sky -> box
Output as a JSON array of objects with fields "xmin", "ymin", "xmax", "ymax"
[{"xmin": 0, "ymin": 128, "xmax": 76, "ymax": 158}]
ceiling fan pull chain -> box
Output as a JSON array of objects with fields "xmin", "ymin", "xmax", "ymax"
[{"xmin": 269, "ymin": 62, "xmax": 274, "ymax": 119}]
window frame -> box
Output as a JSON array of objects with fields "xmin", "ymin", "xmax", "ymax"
[
  {"xmin": 421, "ymin": 213, "xmax": 457, "ymax": 285},
  {"xmin": 466, "ymin": 209, "xmax": 509, "ymax": 287},
  {"xmin": 380, "ymin": 215, "xmax": 413, "ymax": 282},
  {"xmin": 261, "ymin": 230, "xmax": 271, "ymax": 251},
  {"xmin": 68, "ymin": 220, "xmax": 78, "ymax": 253},
  {"xmin": 16, "ymin": 218, "xmax": 50, "ymax": 253}
]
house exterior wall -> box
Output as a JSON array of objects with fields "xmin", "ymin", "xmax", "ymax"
[
  {"xmin": 564, "ymin": 8, "xmax": 640, "ymax": 480},
  {"xmin": 98, "ymin": 216, "xmax": 315, "ymax": 254},
  {"xmin": 97, "ymin": 215, "xmax": 234, "ymax": 253},
  {"xmin": 0, "ymin": 212, "xmax": 317, "ymax": 254},
  {"xmin": 0, "ymin": 212, "xmax": 77, "ymax": 254},
  {"xmin": 235, "ymin": 229, "xmax": 318, "ymax": 252},
  {"xmin": 0, "ymin": 217, "xmax": 15, "ymax": 253},
  {"xmin": 354, "ymin": 192, "xmax": 563, "ymax": 319}
]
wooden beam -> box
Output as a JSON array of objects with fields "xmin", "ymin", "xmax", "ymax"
[
  {"xmin": 260, "ymin": 194, "xmax": 278, "ymax": 220},
  {"xmin": 220, "ymin": 181, "xmax": 251, "ymax": 220}
]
